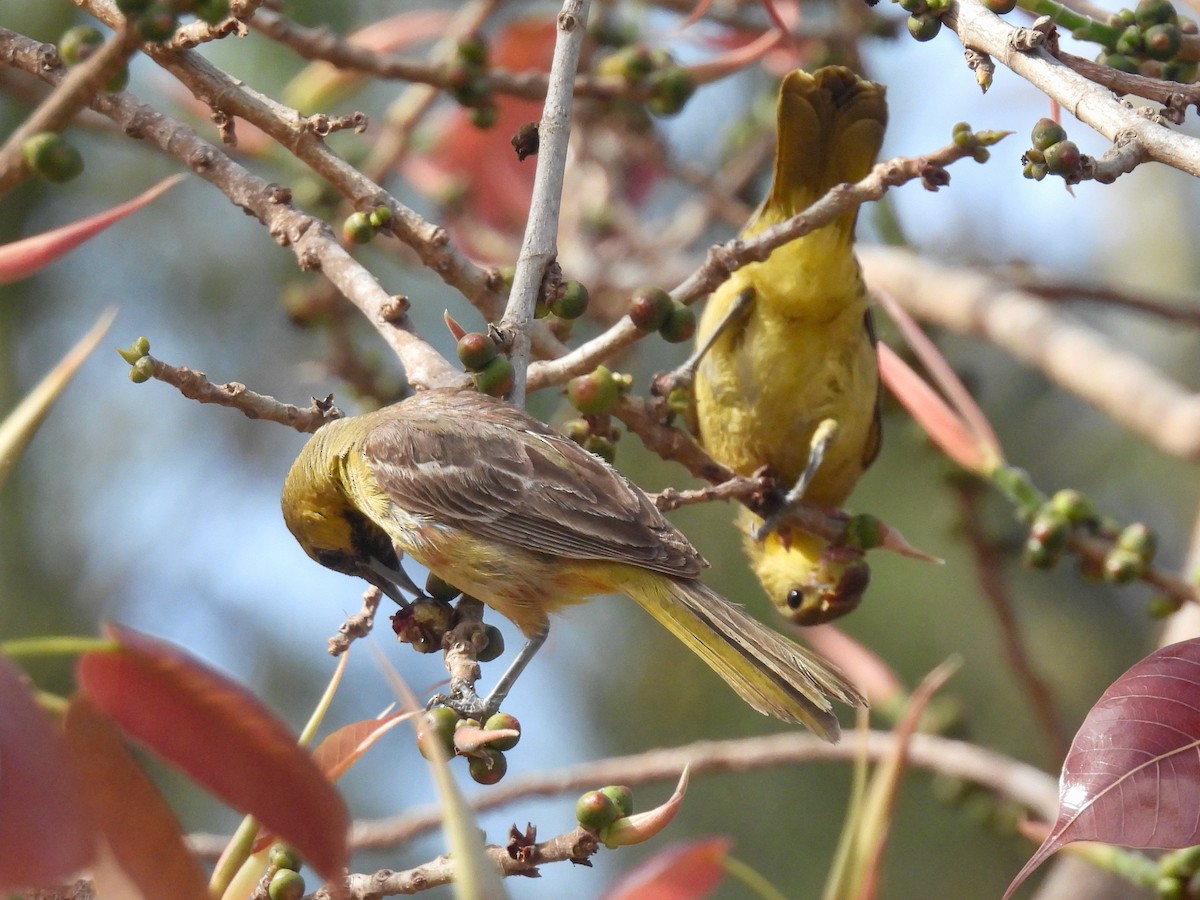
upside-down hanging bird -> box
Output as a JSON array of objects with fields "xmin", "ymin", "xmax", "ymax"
[{"xmin": 692, "ymin": 66, "xmax": 887, "ymax": 626}]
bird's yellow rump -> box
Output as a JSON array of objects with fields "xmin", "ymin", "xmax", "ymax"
[
  {"xmin": 282, "ymin": 388, "xmax": 863, "ymax": 740},
  {"xmin": 693, "ymin": 67, "xmax": 887, "ymax": 626}
]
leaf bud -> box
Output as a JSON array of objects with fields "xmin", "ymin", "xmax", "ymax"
[
  {"xmin": 1115, "ymin": 23, "xmax": 1144, "ymax": 54},
  {"xmin": 136, "ymin": 5, "xmax": 179, "ymax": 42},
  {"xmin": 368, "ymin": 205, "xmax": 392, "ymax": 229},
  {"xmin": 129, "ymin": 356, "xmax": 155, "ymax": 383},
  {"xmin": 1135, "ymin": 0, "xmax": 1178, "ymax": 27},
  {"xmin": 647, "ymin": 67, "xmax": 696, "ymax": 117},
  {"xmin": 583, "ymin": 434, "xmax": 617, "ymax": 464},
  {"xmin": 193, "ymin": 0, "xmax": 230, "ymax": 25},
  {"xmin": 424, "ymin": 572, "xmax": 462, "ymax": 602},
  {"xmin": 268, "ymin": 843, "xmax": 302, "ymax": 872},
  {"xmin": 1103, "ymin": 547, "xmax": 1144, "ymax": 583},
  {"xmin": 1116, "ymin": 522, "xmax": 1157, "ymax": 562},
  {"xmin": 1098, "ymin": 50, "xmax": 1140, "ymax": 73},
  {"xmin": 117, "ymin": 336, "xmax": 151, "ymax": 365},
  {"xmin": 456, "ymin": 36, "xmax": 489, "ymax": 69},
  {"xmin": 1048, "ymin": 488, "xmax": 1096, "ymax": 524}
]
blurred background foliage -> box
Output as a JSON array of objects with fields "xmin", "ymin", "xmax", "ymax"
[{"xmin": 2, "ymin": 0, "xmax": 1199, "ymax": 897}]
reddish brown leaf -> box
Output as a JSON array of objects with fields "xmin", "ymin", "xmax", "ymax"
[
  {"xmin": 0, "ymin": 176, "xmax": 182, "ymax": 284},
  {"xmin": 252, "ymin": 710, "xmax": 410, "ymax": 854},
  {"xmin": 62, "ymin": 695, "xmax": 208, "ymax": 900},
  {"xmin": 604, "ymin": 837, "xmax": 731, "ymax": 900},
  {"xmin": 312, "ymin": 710, "xmax": 409, "ymax": 783},
  {"xmin": 0, "ymin": 656, "xmax": 94, "ymax": 891},
  {"xmin": 878, "ymin": 343, "xmax": 992, "ymax": 475},
  {"xmin": 77, "ymin": 624, "xmax": 349, "ymax": 884},
  {"xmin": 1005, "ymin": 638, "xmax": 1200, "ymax": 898}
]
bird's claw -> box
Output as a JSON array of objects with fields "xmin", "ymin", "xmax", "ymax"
[{"xmin": 427, "ymin": 688, "xmax": 496, "ymax": 721}]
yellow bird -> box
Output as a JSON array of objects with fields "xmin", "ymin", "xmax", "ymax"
[
  {"xmin": 282, "ymin": 388, "xmax": 864, "ymax": 740},
  {"xmin": 693, "ymin": 67, "xmax": 887, "ymax": 626}
]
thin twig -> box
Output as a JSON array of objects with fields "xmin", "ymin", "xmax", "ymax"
[
  {"xmin": 501, "ymin": 0, "xmax": 592, "ymax": 406},
  {"xmin": 140, "ymin": 356, "xmax": 344, "ymax": 431},
  {"xmin": 189, "ymin": 729, "xmax": 1059, "ymax": 858},
  {"xmin": 0, "ymin": 22, "xmax": 141, "ymax": 196},
  {"xmin": 2, "ymin": 26, "xmax": 460, "ymax": 391},
  {"xmin": 946, "ymin": 0, "xmax": 1200, "ymax": 178},
  {"xmin": 527, "ymin": 135, "xmax": 1001, "ymax": 390}
]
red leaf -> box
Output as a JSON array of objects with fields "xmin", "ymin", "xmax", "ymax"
[
  {"xmin": 312, "ymin": 710, "xmax": 409, "ymax": 783},
  {"xmin": 77, "ymin": 624, "xmax": 349, "ymax": 885},
  {"xmin": 878, "ymin": 343, "xmax": 991, "ymax": 475},
  {"xmin": 252, "ymin": 710, "xmax": 409, "ymax": 854},
  {"xmin": 0, "ymin": 657, "xmax": 94, "ymax": 890},
  {"xmin": 62, "ymin": 695, "xmax": 209, "ymax": 900},
  {"xmin": 604, "ymin": 837, "xmax": 731, "ymax": 900},
  {"xmin": 1005, "ymin": 638, "xmax": 1200, "ymax": 898},
  {"xmin": 0, "ymin": 175, "xmax": 182, "ymax": 284}
]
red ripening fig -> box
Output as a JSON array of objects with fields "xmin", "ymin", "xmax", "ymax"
[{"xmin": 628, "ymin": 286, "xmax": 673, "ymax": 331}]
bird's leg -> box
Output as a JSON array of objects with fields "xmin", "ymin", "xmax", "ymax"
[
  {"xmin": 428, "ymin": 626, "xmax": 548, "ymax": 721},
  {"xmin": 653, "ymin": 287, "xmax": 755, "ymax": 397},
  {"xmin": 479, "ymin": 627, "xmax": 547, "ymax": 715},
  {"xmin": 753, "ymin": 418, "xmax": 840, "ymax": 542}
]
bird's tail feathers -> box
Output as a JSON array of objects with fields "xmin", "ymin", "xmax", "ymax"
[
  {"xmin": 763, "ymin": 67, "xmax": 887, "ymax": 226},
  {"xmin": 629, "ymin": 574, "xmax": 865, "ymax": 741}
]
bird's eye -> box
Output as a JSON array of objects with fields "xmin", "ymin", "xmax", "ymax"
[{"xmin": 786, "ymin": 588, "xmax": 804, "ymax": 610}]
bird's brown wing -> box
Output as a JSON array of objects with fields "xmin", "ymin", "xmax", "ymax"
[{"xmin": 361, "ymin": 389, "xmax": 705, "ymax": 578}]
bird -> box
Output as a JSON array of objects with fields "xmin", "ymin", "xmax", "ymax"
[
  {"xmin": 691, "ymin": 66, "xmax": 887, "ymax": 627},
  {"xmin": 281, "ymin": 387, "xmax": 864, "ymax": 740}
]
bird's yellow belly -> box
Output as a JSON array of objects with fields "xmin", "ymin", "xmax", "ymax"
[
  {"xmin": 386, "ymin": 511, "xmax": 618, "ymax": 637},
  {"xmin": 695, "ymin": 296, "xmax": 876, "ymax": 508}
]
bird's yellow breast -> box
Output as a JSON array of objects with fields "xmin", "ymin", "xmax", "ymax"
[{"xmin": 694, "ymin": 233, "xmax": 877, "ymax": 508}]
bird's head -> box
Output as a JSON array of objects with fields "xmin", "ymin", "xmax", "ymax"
[
  {"xmin": 748, "ymin": 529, "xmax": 870, "ymax": 626},
  {"xmin": 281, "ymin": 419, "xmax": 400, "ymax": 584}
]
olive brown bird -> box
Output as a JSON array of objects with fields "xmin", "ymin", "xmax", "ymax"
[
  {"xmin": 692, "ymin": 67, "xmax": 887, "ymax": 626},
  {"xmin": 282, "ymin": 388, "xmax": 864, "ymax": 741}
]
